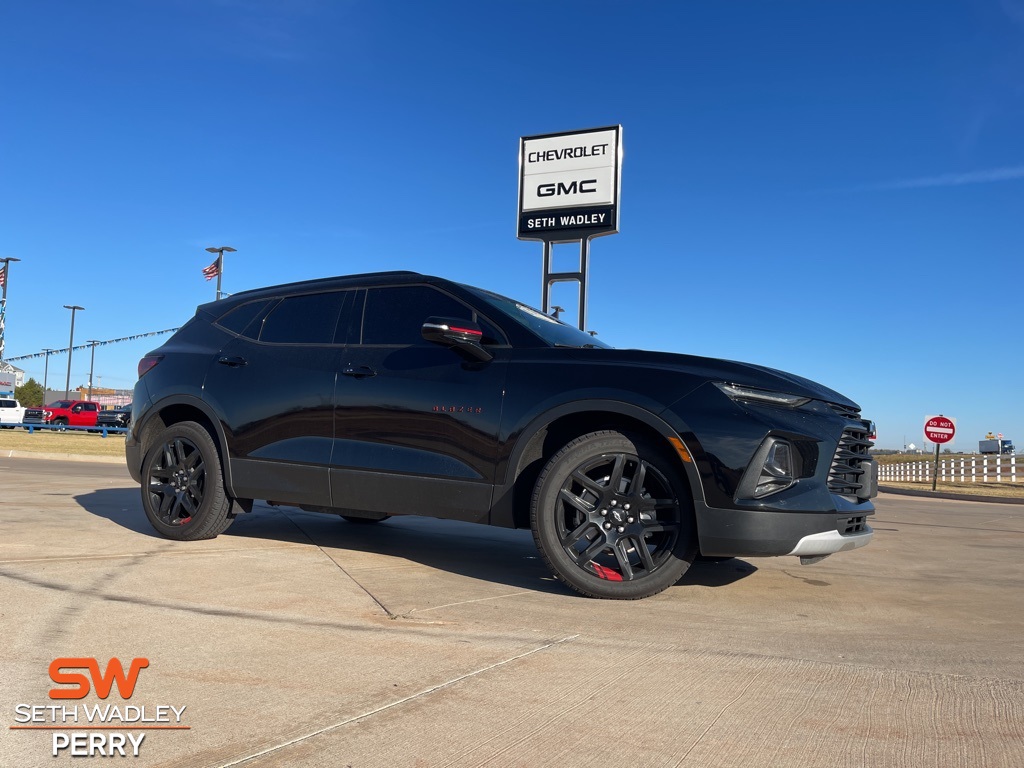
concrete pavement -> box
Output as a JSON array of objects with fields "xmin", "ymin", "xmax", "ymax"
[{"xmin": 1, "ymin": 456, "xmax": 1022, "ymax": 767}]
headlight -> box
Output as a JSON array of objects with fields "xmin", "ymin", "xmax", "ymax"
[{"xmin": 714, "ymin": 382, "xmax": 810, "ymax": 408}]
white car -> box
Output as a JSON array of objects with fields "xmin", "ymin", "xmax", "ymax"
[{"xmin": 0, "ymin": 398, "xmax": 26, "ymax": 428}]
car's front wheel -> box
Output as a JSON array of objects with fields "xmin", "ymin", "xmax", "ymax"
[
  {"xmin": 531, "ymin": 430, "xmax": 696, "ymax": 599},
  {"xmin": 141, "ymin": 421, "xmax": 234, "ymax": 540}
]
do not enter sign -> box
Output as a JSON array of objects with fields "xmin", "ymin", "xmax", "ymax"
[{"xmin": 925, "ymin": 416, "xmax": 956, "ymax": 444}]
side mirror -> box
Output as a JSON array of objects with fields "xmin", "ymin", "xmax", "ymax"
[
  {"xmin": 72, "ymin": 405, "xmax": 82, "ymax": 413},
  {"xmin": 421, "ymin": 317, "xmax": 493, "ymax": 362}
]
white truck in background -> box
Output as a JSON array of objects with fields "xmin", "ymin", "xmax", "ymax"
[{"xmin": 0, "ymin": 398, "xmax": 26, "ymax": 427}]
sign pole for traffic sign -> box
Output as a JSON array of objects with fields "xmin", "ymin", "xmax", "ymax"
[{"xmin": 932, "ymin": 441, "xmax": 940, "ymax": 492}]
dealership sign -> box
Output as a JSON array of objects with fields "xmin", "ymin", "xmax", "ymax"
[{"xmin": 518, "ymin": 125, "xmax": 621, "ymax": 241}]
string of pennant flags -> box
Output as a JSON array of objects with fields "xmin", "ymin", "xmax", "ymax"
[
  {"xmin": 3, "ymin": 250, "xmax": 230, "ymax": 364},
  {"xmin": 4, "ymin": 328, "xmax": 180, "ymax": 362},
  {"xmin": 0, "ymin": 250, "xmax": 230, "ymax": 368}
]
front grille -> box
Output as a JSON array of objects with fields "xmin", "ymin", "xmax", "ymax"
[
  {"xmin": 23, "ymin": 409, "xmax": 45, "ymax": 423},
  {"xmin": 828, "ymin": 420, "xmax": 873, "ymax": 496},
  {"xmin": 838, "ymin": 515, "xmax": 868, "ymax": 534},
  {"xmin": 828, "ymin": 402, "xmax": 861, "ymax": 420}
]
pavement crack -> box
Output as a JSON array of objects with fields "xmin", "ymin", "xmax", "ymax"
[
  {"xmin": 218, "ymin": 634, "xmax": 580, "ymax": 768},
  {"xmin": 672, "ymin": 667, "xmax": 768, "ymax": 766},
  {"xmin": 406, "ymin": 591, "xmax": 533, "ymax": 614},
  {"xmin": 269, "ymin": 506, "xmax": 397, "ymax": 619}
]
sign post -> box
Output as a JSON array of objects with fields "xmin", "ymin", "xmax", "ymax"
[
  {"xmin": 518, "ymin": 126, "xmax": 622, "ymax": 331},
  {"xmin": 924, "ymin": 415, "xmax": 956, "ymax": 491}
]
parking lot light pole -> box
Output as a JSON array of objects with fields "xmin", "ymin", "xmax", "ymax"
[
  {"xmin": 0, "ymin": 256, "xmax": 22, "ymax": 361},
  {"xmin": 42, "ymin": 348, "xmax": 54, "ymax": 402},
  {"xmin": 87, "ymin": 340, "xmax": 100, "ymax": 400},
  {"xmin": 63, "ymin": 305, "xmax": 84, "ymax": 399},
  {"xmin": 205, "ymin": 246, "xmax": 236, "ymax": 301}
]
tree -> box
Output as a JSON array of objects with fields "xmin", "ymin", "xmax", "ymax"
[{"xmin": 15, "ymin": 378, "xmax": 44, "ymax": 407}]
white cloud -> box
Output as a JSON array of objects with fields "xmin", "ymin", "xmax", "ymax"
[{"xmin": 865, "ymin": 165, "xmax": 1024, "ymax": 190}]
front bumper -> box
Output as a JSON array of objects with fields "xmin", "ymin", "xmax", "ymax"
[
  {"xmin": 787, "ymin": 527, "xmax": 873, "ymax": 556},
  {"xmin": 695, "ymin": 498, "xmax": 874, "ymax": 558}
]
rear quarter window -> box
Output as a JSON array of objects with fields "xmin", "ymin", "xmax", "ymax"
[{"xmin": 216, "ymin": 299, "xmax": 275, "ymax": 338}]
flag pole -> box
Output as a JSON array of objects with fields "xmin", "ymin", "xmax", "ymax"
[
  {"xmin": 205, "ymin": 247, "xmax": 236, "ymax": 300},
  {"xmin": 216, "ymin": 253, "xmax": 223, "ymax": 301}
]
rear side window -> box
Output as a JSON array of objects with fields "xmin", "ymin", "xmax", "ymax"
[
  {"xmin": 217, "ymin": 299, "xmax": 274, "ymax": 337},
  {"xmin": 259, "ymin": 292, "xmax": 345, "ymax": 344},
  {"xmin": 0, "ymin": 400, "xmax": 14, "ymax": 408}
]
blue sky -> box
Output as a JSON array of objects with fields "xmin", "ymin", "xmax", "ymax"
[{"xmin": 1, "ymin": 0, "xmax": 1021, "ymax": 450}]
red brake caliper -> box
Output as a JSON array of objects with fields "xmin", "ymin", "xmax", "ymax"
[{"xmin": 590, "ymin": 562, "xmax": 623, "ymax": 581}]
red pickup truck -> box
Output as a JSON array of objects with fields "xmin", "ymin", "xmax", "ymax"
[{"xmin": 38, "ymin": 400, "xmax": 102, "ymax": 428}]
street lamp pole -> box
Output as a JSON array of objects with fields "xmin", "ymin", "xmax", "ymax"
[
  {"xmin": 205, "ymin": 246, "xmax": 237, "ymax": 301},
  {"xmin": 87, "ymin": 340, "xmax": 100, "ymax": 400},
  {"xmin": 0, "ymin": 256, "xmax": 22, "ymax": 361},
  {"xmin": 42, "ymin": 349, "xmax": 54, "ymax": 402},
  {"xmin": 63, "ymin": 305, "xmax": 84, "ymax": 400}
]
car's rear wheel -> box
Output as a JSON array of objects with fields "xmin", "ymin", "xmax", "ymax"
[
  {"xmin": 531, "ymin": 430, "xmax": 696, "ymax": 599},
  {"xmin": 141, "ymin": 421, "xmax": 233, "ymax": 540}
]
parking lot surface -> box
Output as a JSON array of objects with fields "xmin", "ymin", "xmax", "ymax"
[{"xmin": 1, "ymin": 456, "xmax": 1022, "ymax": 767}]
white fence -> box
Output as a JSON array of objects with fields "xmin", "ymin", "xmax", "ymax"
[{"xmin": 879, "ymin": 455, "xmax": 1019, "ymax": 484}]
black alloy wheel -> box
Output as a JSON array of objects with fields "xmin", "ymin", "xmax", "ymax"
[
  {"xmin": 531, "ymin": 430, "xmax": 696, "ymax": 599},
  {"xmin": 141, "ymin": 421, "xmax": 234, "ymax": 540}
]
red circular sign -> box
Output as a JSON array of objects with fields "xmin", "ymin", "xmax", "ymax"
[{"xmin": 925, "ymin": 416, "xmax": 955, "ymax": 444}]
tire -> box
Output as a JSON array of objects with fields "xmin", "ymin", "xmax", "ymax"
[
  {"xmin": 140, "ymin": 421, "xmax": 233, "ymax": 541},
  {"xmin": 531, "ymin": 430, "xmax": 696, "ymax": 600},
  {"xmin": 53, "ymin": 418, "xmax": 68, "ymax": 431}
]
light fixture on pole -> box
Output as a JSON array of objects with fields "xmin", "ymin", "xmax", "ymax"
[
  {"xmin": 42, "ymin": 348, "xmax": 54, "ymax": 402},
  {"xmin": 0, "ymin": 256, "xmax": 22, "ymax": 361},
  {"xmin": 63, "ymin": 305, "xmax": 84, "ymax": 399},
  {"xmin": 205, "ymin": 246, "xmax": 236, "ymax": 301},
  {"xmin": 87, "ymin": 340, "xmax": 100, "ymax": 400}
]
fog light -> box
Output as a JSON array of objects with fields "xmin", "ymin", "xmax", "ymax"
[
  {"xmin": 755, "ymin": 440, "xmax": 795, "ymax": 498},
  {"xmin": 736, "ymin": 437, "xmax": 799, "ymax": 500}
]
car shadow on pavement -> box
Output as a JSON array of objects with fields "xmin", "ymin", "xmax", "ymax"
[
  {"xmin": 227, "ymin": 504, "xmax": 567, "ymax": 596},
  {"xmin": 74, "ymin": 492, "xmax": 757, "ymax": 594},
  {"xmin": 73, "ymin": 487, "xmax": 159, "ymax": 536}
]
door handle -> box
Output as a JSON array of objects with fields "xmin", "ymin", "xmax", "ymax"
[
  {"xmin": 218, "ymin": 356, "xmax": 248, "ymax": 367},
  {"xmin": 343, "ymin": 365, "xmax": 377, "ymax": 378}
]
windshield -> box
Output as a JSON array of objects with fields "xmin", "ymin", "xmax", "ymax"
[
  {"xmin": 47, "ymin": 401, "xmax": 73, "ymax": 409},
  {"xmin": 464, "ymin": 286, "xmax": 611, "ymax": 349}
]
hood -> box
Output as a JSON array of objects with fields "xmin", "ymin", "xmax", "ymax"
[{"xmin": 566, "ymin": 348, "xmax": 860, "ymax": 410}]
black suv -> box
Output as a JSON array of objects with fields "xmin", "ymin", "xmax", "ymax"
[
  {"xmin": 97, "ymin": 404, "xmax": 132, "ymax": 430},
  {"xmin": 127, "ymin": 271, "xmax": 875, "ymax": 599}
]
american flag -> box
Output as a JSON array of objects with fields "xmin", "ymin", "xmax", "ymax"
[{"xmin": 202, "ymin": 260, "xmax": 220, "ymax": 281}]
